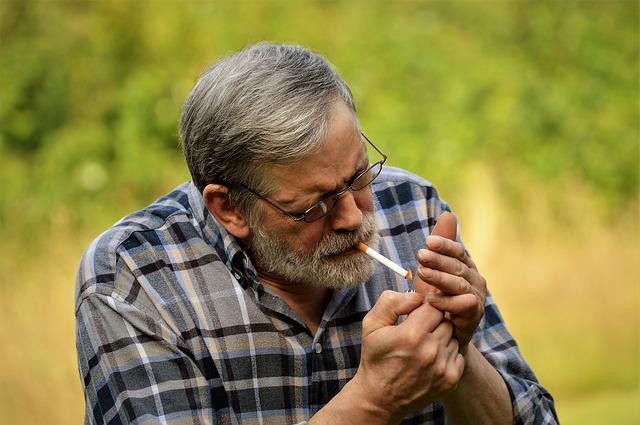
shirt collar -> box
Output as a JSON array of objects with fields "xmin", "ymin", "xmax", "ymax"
[{"xmin": 186, "ymin": 181, "xmax": 259, "ymax": 289}]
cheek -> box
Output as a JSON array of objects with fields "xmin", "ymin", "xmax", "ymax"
[
  {"xmin": 294, "ymin": 222, "xmax": 328, "ymax": 251},
  {"xmin": 267, "ymin": 218, "xmax": 326, "ymax": 252},
  {"xmin": 355, "ymin": 188, "xmax": 375, "ymax": 212}
]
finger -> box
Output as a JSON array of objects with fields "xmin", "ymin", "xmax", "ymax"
[
  {"xmin": 416, "ymin": 266, "xmax": 471, "ymax": 295},
  {"xmin": 429, "ymin": 212, "xmax": 478, "ymax": 270},
  {"xmin": 426, "ymin": 293, "xmax": 479, "ymax": 316},
  {"xmin": 418, "ymin": 248, "xmax": 468, "ymax": 276},
  {"xmin": 426, "ymin": 235, "xmax": 465, "ymax": 259},
  {"xmin": 446, "ymin": 336, "xmax": 460, "ymax": 358},
  {"xmin": 411, "ymin": 272, "xmax": 439, "ymax": 297},
  {"xmin": 401, "ymin": 300, "xmax": 444, "ymax": 333},
  {"xmin": 447, "ymin": 353, "xmax": 465, "ymax": 391},
  {"xmin": 418, "ymin": 249, "xmax": 476, "ymax": 285},
  {"xmin": 431, "ymin": 212, "xmax": 457, "ymax": 241},
  {"xmin": 431, "ymin": 319, "xmax": 454, "ymax": 343},
  {"xmin": 444, "ymin": 348, "xmax": 465, "ymax": 393},
  {"xmin": 427, "ymin": 236, "xmax": 478, "ymax": 271},
  {"xmin": 363, "ymin": 290, "xmax": 424, "ymax": 337},
  {"xmin": 454, "ymin": 353, "xmax": 465, "ymax": 375}
]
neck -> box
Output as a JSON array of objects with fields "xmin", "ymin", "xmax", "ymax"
[{"xmin": 258, "ymin": 271, "xmax": 332, "ymax": 335}]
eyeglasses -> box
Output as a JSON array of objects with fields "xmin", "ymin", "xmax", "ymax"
[{"xmin": 240, "ymin": 133, "xmax": 387, "ymax": 223}]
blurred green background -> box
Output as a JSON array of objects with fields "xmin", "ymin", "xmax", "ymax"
[{"xmin": 0, "ymin": 0, "xmax": 638, "ymax": 423}]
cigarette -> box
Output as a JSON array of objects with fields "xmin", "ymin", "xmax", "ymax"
[{"xmin": 356, "ymin": 242, "xmax": 413, "ymax": 280}]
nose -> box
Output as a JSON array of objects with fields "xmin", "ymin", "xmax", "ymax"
[{"xmin": 330, "ymin": 191, "xmax": 364, "ymax": 232}]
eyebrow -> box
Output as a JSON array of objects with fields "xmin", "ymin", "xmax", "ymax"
[{"xmin": 275, "ymin": 153, "xmax": 370, "ymax": 210}]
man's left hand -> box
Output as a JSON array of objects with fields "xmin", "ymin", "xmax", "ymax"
[{"xmin": 413, "ymin": 235, "xmax": 487, "ymax": 350}]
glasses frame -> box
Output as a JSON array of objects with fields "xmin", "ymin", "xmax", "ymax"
[{"xmin": 240, "ymin": 133, "xmax": 387, "ymax": 223}]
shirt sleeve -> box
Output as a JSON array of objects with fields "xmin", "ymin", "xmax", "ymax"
[
  {"xmin": 76, "ymin": 289, "xmax": 213, "ymax": 424},
  {"xmin": 401, "ymin": 173, "xmax": 558, "ymax": 423},
  {"xmin": 473, "ymin": 293, "xmax": 559, "ymax": 425},
  {"xmin": 430, "ymin": 182, "xmax": 558, "ymax": 424}
]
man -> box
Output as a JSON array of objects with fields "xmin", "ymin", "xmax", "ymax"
[{"xmin": 76, "ymin": 42, "xmax": 557, "ymax": 424}]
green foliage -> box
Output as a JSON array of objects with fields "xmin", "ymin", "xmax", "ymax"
[{"xmin": 0, "ymin": 0, "xmax": 637, "ymax": 239}]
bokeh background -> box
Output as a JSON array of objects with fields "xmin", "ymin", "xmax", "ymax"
[{"xmin": 0, "ymin": 0, "xmax": 638, "ymax": 423}]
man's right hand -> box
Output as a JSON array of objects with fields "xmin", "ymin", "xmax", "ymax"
[{"xmin": 350, "ymin": 290, "xmax": 465, "ymax": 423}]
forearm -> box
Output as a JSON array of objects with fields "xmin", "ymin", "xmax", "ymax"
[{"xmin": 441, "ymin": 344, "xmax": 512, "ymax": 425}]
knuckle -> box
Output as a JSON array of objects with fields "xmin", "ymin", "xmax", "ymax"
[
  {"xmin": 421, "ymin": 342, "xmax": 438, "ymax": 365},
  {"xmin": 404, "ymin": 326, "xmax": 423, "ymax": 347},
  {"xmin": 454, "ymin": 244, "xmax": 465, "ymax": 260},
  {"xmin": 478, "ymin": 276, "xmax": 487, "ymax": 291},
  {"xmin": 455, "ymin": 263, "xmax": 468, "ymax": 277},
  {"xmin": 433, "ymin": 358, "xmax": 447, "ymax": 377},
  {"xmin": 441, "ymin": 319, "xmax": 454, "ymax": 335},
  {"xmin": 377, "ymin": 290, "xmax": 396, "ymax": 308},
  {"xmin": 380, "ymin": 289, "xmax": 395, "ymax": 302},
  {"xmin": 462, "ymin": 295, "xmax": 478, "ymax": 312},
  {"xmin": 444, "ymin": 367, "xmax": 460, "ymax": 389},
  {"xmin": 450, "ymin": 339, "xmax": 460, "ymax": 354},
  {"xmin": 457, "ymin": 276, "xmax": 468, "ymax": 293},
  {"xmin": 458, "ymin": 247, "xmax": 467, "ymax": 261}
]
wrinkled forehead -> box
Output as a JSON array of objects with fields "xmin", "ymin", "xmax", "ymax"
[{"xmin": 264, "ymin": 103, "xmax": 366, "ymax": 199}]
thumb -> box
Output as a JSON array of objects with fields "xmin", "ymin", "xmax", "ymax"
[
  {"xmin": 431, "ymin": 212, "xmax": 458, "ymax": 241},
  {"xmin": 362, "ymin": 290, "xmax": 423, "ymax": 337}
]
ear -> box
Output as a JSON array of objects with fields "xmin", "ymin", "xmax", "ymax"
[{"xmin": 202, "ymin": 184, "xmax": 251, "ymax": 239}]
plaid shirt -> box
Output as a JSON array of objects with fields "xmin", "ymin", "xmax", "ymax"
[{"xmin": 76, "ymin": 166, "xmax": 557, "ymax": 424}]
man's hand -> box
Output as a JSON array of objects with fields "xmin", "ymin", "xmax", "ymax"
[
  {"xmin": 348, "ymin": 290, "xmax": 465, "ymax": 423},
  {"xmin": 413, "ymin": 213, "xmax": 487, "ymax": 350}
]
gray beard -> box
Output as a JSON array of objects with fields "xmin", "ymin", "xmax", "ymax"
[{"xmin": 246, "ymin": 212, "xmax": 379, "ymax": 290}]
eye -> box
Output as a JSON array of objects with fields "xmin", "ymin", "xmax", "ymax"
[
  {"xmin": 350, "ymin": 165, "xmax": 368, "ymax": 183},
  {"xmin": 287, "ymin": 196, "xmax": 325, "ymax": 218},
  {"xmin": 296, "ymin": 162, "xmax": 370, "ymax": 217}
]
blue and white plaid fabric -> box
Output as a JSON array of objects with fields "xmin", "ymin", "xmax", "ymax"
[{"xmin": 76, "ymin": 166, "xmax": 558, "ymax": 424}]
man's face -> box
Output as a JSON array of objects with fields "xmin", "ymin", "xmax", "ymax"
[{"xmin": 245, "ymin": 102, "xmax": 379, "ymax": 289}]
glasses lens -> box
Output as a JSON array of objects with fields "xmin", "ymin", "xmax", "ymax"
[
  {"xmin": 301, "ymin": 161, "xmax": 384, "ymax": 222},
  {"xmin": 351, "ymin": 162, "xmax": 383, "ymax": 191},
  {"xmin": 303, "ymin": 197, "xmax": 336, "ymax": 223}
]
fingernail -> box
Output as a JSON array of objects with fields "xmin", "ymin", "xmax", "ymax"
[
  {"xmin": 427, "ymin": 236, "xmax": 441, "ymax": 249},
  {"xmin": 419, "ymin": 266, "xmax": 433, "ymax": 280},
  {"xmin": 418, "ymin": 249, "xmax": 428, "ymax": 261}
]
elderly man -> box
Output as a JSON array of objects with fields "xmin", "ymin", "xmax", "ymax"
[{"xmin": 76, "ymin": 42, "xmax": 557, "ymax": 424}]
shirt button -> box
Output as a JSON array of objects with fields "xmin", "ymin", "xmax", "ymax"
[{"xmin": 315, "ymin": 343, "xmax": 323, "ymax": 354}]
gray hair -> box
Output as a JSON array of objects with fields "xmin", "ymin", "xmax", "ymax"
[{"xmin": 179, "ymin": 42, "xmax": 357, "ymax": 222}]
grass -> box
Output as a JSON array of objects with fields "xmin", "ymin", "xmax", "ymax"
[{"xmin": 0, "ymin": 166, "xmax": 638, "ymax": 424}]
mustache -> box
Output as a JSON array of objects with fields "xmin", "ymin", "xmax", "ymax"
[{"xmin": 312, "ymin": 213, "xmax": 377, "ymax": 258}]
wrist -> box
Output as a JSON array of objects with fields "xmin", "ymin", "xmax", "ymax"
[
  {"xmin": 343, "ymin": 375, "xmax": 403, "ymax": 424},
  {"xmin": 442, "ymin": 343, "xmax": 485, "ymax": 401},
  {"xmin": 440, "ymin": 343, "xmax": 513, "ymax": 425},
  {"xmin": 309, "ymin": 374, "xmax": 402, "ymax": 425},
  {"xmin": 449, "ymin": 343, "xmax": 476, "ymax": 389}
]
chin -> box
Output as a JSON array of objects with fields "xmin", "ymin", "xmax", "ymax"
[{"xmin": 303, "ymin": 254, "xmax": 377, "ymax": 290}]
